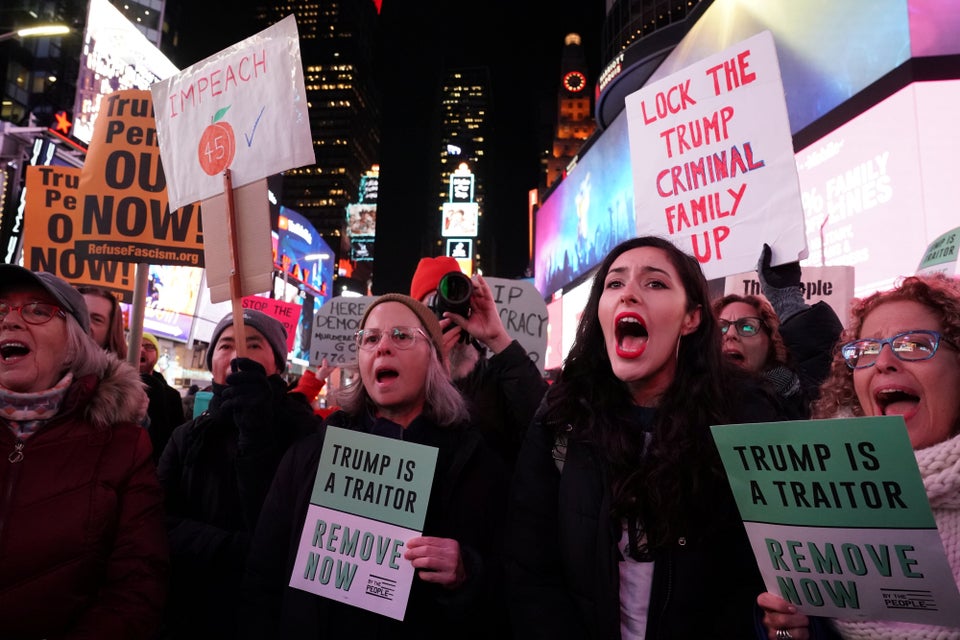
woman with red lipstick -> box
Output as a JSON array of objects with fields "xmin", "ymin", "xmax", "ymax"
[
  {"xmin": 240, "ymin": 294, "xmax": 509, "ymax": 639},
  {"xmin": 759, "ymin": 273, "xmax": 960, "ymax": 640},
  {"xmin": 506, "ymin": 236, "xmax": 786, "ymax": 639}
]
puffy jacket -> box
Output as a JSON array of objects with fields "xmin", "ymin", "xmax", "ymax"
[{"xmin": 0, "ymin": 357, "xmax": 169, "ymax": 640}]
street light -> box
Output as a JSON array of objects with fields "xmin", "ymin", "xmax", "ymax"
[{"xmin": 0, "ymin": 25, "xmax": 71, "ymax": 43}]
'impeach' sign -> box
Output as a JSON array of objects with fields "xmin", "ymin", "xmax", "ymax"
[
  {"xmin": 711, "ymin": 417, "xmax": 960, "ymax": 626},
  {"xmin": 289, "ymin": 427, "xmax": 438, "ymax": 620}
]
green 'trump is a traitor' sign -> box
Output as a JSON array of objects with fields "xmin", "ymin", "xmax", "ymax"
[
  {"xmin": 711, "ymin": 416, "xmax": 960, "ymax": 626},
  {"xmin": 288, "ymin": 427, "xmax": 438, "ymax": 620}
]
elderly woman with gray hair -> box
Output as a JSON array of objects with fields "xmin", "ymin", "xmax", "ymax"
[
  {"xmin": 240, "ymin": 293, "xmax": 509, "ymax": 639},
  {"xmin": 0, "ymin": 265, "xmax": 167, "ymax": 639}
]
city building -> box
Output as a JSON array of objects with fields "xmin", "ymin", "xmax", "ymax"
[
  {"xmin": 250, "ymin": 0, "xmax": 381, "ymax": 262},
  {"xmin": 543, "ymin": 33, "xmax": 596, "ymax": 191}
]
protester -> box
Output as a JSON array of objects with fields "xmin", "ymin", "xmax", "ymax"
[
  {"xmin": 755, "ymin": 243, "xmax": 843, "ymax": 404},
  {"xmin": 759, "ymin": 273, "xmax": 960, "ymax": 640},
  {"xmin": 77, "ymin": 284, "xmax": 128, "ymax": 359},
  {"xmin": 140, "ymin": 331, "xmax": 186, "ymax": 463},
  {"xmin": 506, "ymin": 236, "xmax": 786, "ymax": 638},
  {"xmin": 714, "ymin": 293, "xmax": 809, "ymax": 418},
  {"xmin": 0, "ymin": 265, "xmax": 167, "ymax": 639},
  {"xmin": 289, "ymin": 357, "xmax": 338, "ymax": 419},
  {"xmin": 240, "ymin": 294, "xmax": 509, "ymax": 638},
  {"xmin": 157, "ymin": 309, "xmax": 320, "ymax": 640},
  {"xmin": 410, "ymin": 256, "xmax": 547, "ymax": 467}
]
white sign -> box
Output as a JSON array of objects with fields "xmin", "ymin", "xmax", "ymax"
[
  {"xmin": 151, "ymin": 15, "xmax": 315, "ymax": 210},
  {"xmin": 311, "ymin": 296, "xmax": 376, "ymax": 367},
  {"xmin": 723, "ymin": 264, "xmax": 855, "ymax": 328},
  {"xmin": 625, "ymin": 30, "xmax": 807, "ymax": 279},
  {"xmin": 485, "ymin": 277, "xmax": 548, "ymax": 374}
]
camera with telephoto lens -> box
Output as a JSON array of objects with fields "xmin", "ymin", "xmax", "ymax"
[{"xmin": 428, "ymin": 271, "xmax": 473, "ymax": 319}]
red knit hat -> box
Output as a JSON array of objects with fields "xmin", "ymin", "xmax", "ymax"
[{"xmin": 409, "ymin": 256, "xmax": 462, "ymax": 303}]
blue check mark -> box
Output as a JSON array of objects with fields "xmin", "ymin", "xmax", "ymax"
[{"xmin": 244, "ymin": 106, "xmax": 266, "ymax": 147}]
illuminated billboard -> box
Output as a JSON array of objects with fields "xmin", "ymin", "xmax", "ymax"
[
  {"xmin": 346, "ymin": 203, "xmax": 377, "ymax": 237},
  {"xmin": 72, "ymin": 0, "xmax": 179, "ymax": 144},
  {"xmin": 797, "ymin": 79, "xmax": 960, "ymax": 297},
  {"xmin": 441, "ymin": 202, "xmax": 479, "ymax": 237},
  {"xmin": 273, "ymin": 206, "xmax": 334, "ymax": 303},
  {"xmin": 534, "ymin": 110, "xmax": 635, "ymax": 298},
  {"xmin": 121, "ymin": 265, "xmax": 204, "ymax": 342}
]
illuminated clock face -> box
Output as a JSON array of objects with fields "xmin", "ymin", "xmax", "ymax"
[{"xmin": 563, "ymin": 70, "xmax": 587, "ymax": 93}]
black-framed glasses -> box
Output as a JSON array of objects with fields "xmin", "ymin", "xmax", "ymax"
[
  {"xmin": 841, "ymin": 330, "xmax": 955, "ymax": 369},
  {"xmin": 355, "ymin": 326, "xmax": 428, "ymax": 351},
  {"xmin": 0, "ymin": 301, "xmax": 66, "ymax": 326},
  {"xmin": 719, "ymin": 317, "xmax": 764, "ymax": 338}
]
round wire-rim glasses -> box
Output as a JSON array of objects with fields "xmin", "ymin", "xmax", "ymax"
[{"xmin": 355, "ymin": 326, "xmax": 428, "ymax": 351}]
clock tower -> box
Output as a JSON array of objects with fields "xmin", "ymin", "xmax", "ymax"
[{"xmin": 545, "ymin": 33, "xmax": 596, "ymax": 190}]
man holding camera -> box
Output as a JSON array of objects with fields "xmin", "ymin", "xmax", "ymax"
[{"xmin": 410, "ymin": 257, "xmax": 548, "ymax": 468}]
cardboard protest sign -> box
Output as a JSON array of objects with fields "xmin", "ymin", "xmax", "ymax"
[
  {"xmin": 242, "ymin": 295, "xmax": 301, "ymax": 351},
  {"xmin": 150, "ymin": 14, "xmax": 315, "ymax": 211},
  {"xmin": 625, "ymin": 30, "xmax": 806, "ymax": 279},
  {"xmin": 74, "ymin": 89, "xmax": 204, "ymax": 267},
  {"xmin": 311, "ymin": 296, "xmax": 376, "ymax": 367},
  {"xmin": 289, "ymin": 427, "xmax": 438, "ymax": 620},
  {"xmin": 916, "ymin": 226, "xmax": 960, "ymax": 277},
  {"xmin": 711, "ymin": 417, "xmax": 960, "ymax": 625},
  {"xmin": 22, "ymin": 165, "xmax": 135, "ymax": 302},
  {"xmin": 202, "ymin": 178, "xmax": 273, "ymax": 303},
  {"xmin": 485, "ymin": 277, "xmax": 548, "ymax": 373},
  {"xmin": 723, "ymin": 264, "xmax": 855, "ymax": 328}
]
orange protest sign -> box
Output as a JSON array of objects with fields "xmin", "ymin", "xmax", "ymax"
[
  {"xmin": 75, "ymin": 88, "xmax": 204, "ymax": 267},
  {"xmin": 22, "ymin": 165, "xmax": 135, "ymax": 302}
]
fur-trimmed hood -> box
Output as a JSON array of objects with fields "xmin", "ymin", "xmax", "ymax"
[{"xmin": 67, "ymin": 355, "xmax": 149, "ymax": 429}]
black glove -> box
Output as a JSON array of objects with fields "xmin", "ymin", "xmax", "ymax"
[
  {"xmin": 221, "ymin": 357, "xmax": 275, "ymax": 450},
  {"xmin": 756, "ymin": 243, "xmax": 802, "ymax": 290},
  {"xmin": 756, "ymin": 243, "xmax": 806, "ymax": 323}
]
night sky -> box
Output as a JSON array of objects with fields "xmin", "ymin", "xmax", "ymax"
[{"xmin": 172, "ymin": 1, "xmax": 605, "ymax": 292}]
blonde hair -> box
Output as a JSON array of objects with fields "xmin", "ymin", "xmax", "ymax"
[{"xmin": 337, "ymin": 347, "xmax": 468, "ymax": 427}]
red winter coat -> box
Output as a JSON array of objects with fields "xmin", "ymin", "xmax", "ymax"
[{"xmin": 0, "ymin": 357, "xmax": 169, "ymax": 640}]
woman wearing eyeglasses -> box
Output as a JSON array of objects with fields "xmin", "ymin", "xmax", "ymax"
[
  {"xmin": 758, "ymin": 273, "xmax": 960, "ymax": 640},
  {"xmin": 0, "ymin": 265, "xmax": 168, "ymax": 639},
  {"xmin": 240, "ymin": 293, "xmax": 509, "ymax": 639},
  {"xmin": 714, "ymin": 294, "xmax": 810, "ymax": 419}
]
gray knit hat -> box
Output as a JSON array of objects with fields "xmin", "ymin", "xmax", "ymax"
[
  {"xmin": 0, "ymin": 265, "xmax": 90, "ymax": 333},
  {"xmin": 206, "ymin": 309, "xmax": 289, "ymax": 372},
  {"xmin": 360, "ymin": 293, "xmax": 445, "ymax": 363}
]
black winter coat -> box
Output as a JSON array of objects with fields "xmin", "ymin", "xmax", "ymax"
[
  {"xmin": 157, "ymin": 376, "xmax": 320, "ymax": 640},
  {"xmin": 506, "ymin": 388, "xmax": 783, "ymax": 640},
  {"xmin": 239, "ymin": 410, "xmax": 510, "ymax": 639}
]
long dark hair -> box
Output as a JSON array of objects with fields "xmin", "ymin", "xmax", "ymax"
[{"xmin": 542, "ymin": 236, "xmax": 752, "ymax": 547}]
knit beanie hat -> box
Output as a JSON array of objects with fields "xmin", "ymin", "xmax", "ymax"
[
  {"xmin": 360, "ymin": 293, "xmax": 445, "ymax": 363},
  {"xmin": 409, "ymin": 256, "xmax": 462, "ymax": 303},
  {"xmin": 141, "ymin": 333, "xmax": 160, "ymax": 352},
  {"xmin": 206, "ymin": 309, "xmax": 289, "ymax": 372},
  {"xmin": 0, "ymin": 265, "xmax": 90, "ymax": 333}
]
